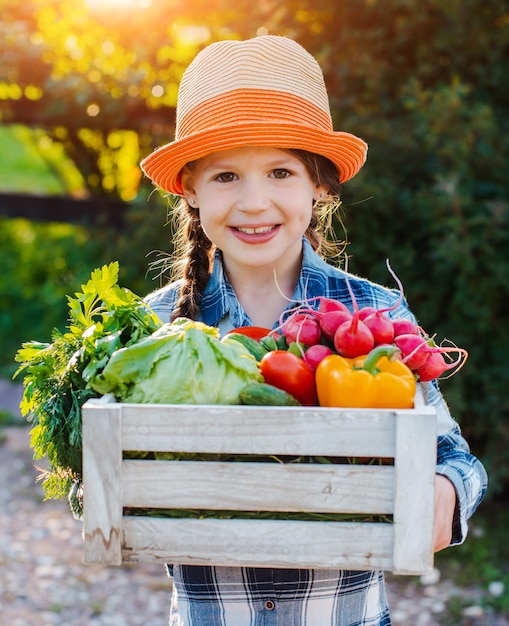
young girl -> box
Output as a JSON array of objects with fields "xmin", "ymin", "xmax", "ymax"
[{"xmin": 140, "ymin": 35, "xmax": 487, "ymax": 626}]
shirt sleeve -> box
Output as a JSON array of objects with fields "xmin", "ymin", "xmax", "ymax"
[
  {"xmin": 144, "ymin": 284, "xmax": 180, "ymax": 324},
  {"xmin": 427, "ymin": 381, "xmax": 488, "ymax": 545}
]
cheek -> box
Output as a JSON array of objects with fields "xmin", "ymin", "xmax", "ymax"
[
  {"xmin": 195, "ymin": 205, "xmax": 220, "ymax": 243},
  {"xmin": 301, "ymin": 202, "xmax": 314, "ymax": 228}
]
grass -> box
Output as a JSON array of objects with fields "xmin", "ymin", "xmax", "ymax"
[{"xmin": 0, "ymin": 125, "xmax": 84, "ymax": 195}]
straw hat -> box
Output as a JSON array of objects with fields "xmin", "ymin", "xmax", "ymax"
[{"xmin": 140, "ymin": 35, "xmax": 368, "ymax": 195}]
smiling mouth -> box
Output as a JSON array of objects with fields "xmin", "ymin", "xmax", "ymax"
[{"xmin": 234, "ymin": 225, "xmax": 277, "ymax": 234}]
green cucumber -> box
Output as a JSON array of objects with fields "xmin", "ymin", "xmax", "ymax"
[
  {"xmin": 226, "ymin": 333, "xmax": 268, "ymax": 361},
  {"xmin": 239, "ymin": 382, "xmax": 301, "ymax": 406}
]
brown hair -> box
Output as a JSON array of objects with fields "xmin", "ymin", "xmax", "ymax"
[{"xmin": 166, "ymin": 150, "xmax": 344, "ymax": 321}]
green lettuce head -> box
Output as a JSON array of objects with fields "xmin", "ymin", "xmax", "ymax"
[{"xmin": 90, "ymin": 318, "xmax": 262, "ymax": 405}]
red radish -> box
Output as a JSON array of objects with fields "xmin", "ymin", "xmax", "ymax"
[
  {"xmin": 320, "ymin": 260, "xmax": 404, "ymax": 354},
  {"xmin": 281, "ymin": 311, "xmax": 321, "ymax": 347},
  {"xmin": 333, "ymin": 316, "xmax": 375, "ymax": 357},
  {"xmin": 414, "ymin": 347, "xmax": 467, "ymax": 382},
  {"xmin": 318, "ymin": 297, "xmax": 351, "ymax": 315},
  {"xmin": 331, "ymin": 256, "xmax": 375, "ymax": 358},
  {"xmin": 318, "ymin": 309, "xmax": 353, "ymax": 341},
  {"xmin": 358, "ymin": 306, "xmax": 377, "ymax": 321},
  {"xmin": 303, "ymin": 297, "xmax": 353, "ymax": 341},
  {"xmin": 394, "ymin": 333, "xmax": 430, "ymax": 370},
  {"xmin": 303, "ymin": 344, "xmax": 333, "ymax": 371},
  {"xmin": 393, "ymin": 318, "xmax": 420, "ymax": 337},
  {"xmin": 415, "ymin": 352, "xmax": 447, "ymax": 382},
  {"xmin": 283, "ymin": 300, "xmax": 352, "ymax": 343},
  {"xmin": 362, "ymin": 311, "xmax": 394, "ymax": 345}
]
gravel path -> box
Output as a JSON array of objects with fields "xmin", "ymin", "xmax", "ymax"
[{"xmin": 0, "ymin": 379, "xmax": 504, "ymax": 626}]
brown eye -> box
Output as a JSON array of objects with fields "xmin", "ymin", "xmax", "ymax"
[
  {"xmin": 272, "ymin": 169, "xmax": 291, "ymax": 179},
  {"xmin": 216, "ymin": 172, "xmax": 236, "ymax": 183}
]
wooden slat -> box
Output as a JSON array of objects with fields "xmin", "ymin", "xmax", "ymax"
[
  {"xmin": 122, "ymin": 460, "xmax": 395, "ymax": 514},
  {"xmin": 83, "ymin": 405, "xmax": 123, "ymax": 565},
  {"xmin": 392, "ymin": 412, "xmax": 437, "ymax": 575},
  {"xmin": 121, "ymin": 517, "xmax": 394, "ymax": 570},
  {"xmin": 119, "ymin": 404, "xmax": 403, "ymax": 457}
]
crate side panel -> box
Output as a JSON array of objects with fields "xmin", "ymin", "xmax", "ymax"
[
  {"xmin": 120, "ymin": 405, "xmax": 398, "ymax": 457},
  {"xmin": 122, "ymin": 460, "xmax": 395, "ymax": 514},
  {"xmin": 392, "ymin": 412, "xmax": 437, "ymax": 575},
  {"xmin": 83, "ymin": 404, "xmax": 123, "ymax": 565},
  {"xmin": 121, "ymin": 517, "xmax": 393, "ymax": 570}
]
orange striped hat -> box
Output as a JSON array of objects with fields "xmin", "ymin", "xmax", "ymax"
[{"xmin": 140, "ymin": 36, "xmax": 368, "ymax": 195}]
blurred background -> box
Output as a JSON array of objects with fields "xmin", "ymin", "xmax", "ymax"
[{"xmin": 0, "ymin": 0, "xmax": 508, "ymax": 623}]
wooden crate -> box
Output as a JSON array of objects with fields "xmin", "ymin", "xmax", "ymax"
[{"xmin": 82, "ymin": 389, "xmax": 437, "ymax": 575}]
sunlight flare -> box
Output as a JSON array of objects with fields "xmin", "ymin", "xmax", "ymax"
[{"xmin": 85, "ymin": 0, "xmax": 151, "ymax": 8}]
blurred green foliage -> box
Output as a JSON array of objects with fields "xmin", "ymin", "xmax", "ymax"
[
  {"xmin": 0, "ymin": 200, "xmax": 171, "ymax": 381},
  {"xmin": 0, "ymin": 126, "xmax": 81, "ymax": 195},
  {"xmin": 1, "ymin": 0, "xmax": 509, "ymax": 494}
]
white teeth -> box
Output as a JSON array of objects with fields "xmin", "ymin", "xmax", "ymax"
[{"xmin": 237, "ymin": 225, "xmax": 274, "ymax": 234}]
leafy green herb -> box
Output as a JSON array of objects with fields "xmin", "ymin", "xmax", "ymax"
[{"xmin": 14, "ymin": 262, "xmax": 162, "ymax": 511}]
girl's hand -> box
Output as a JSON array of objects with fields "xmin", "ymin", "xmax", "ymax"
[{"xmin": 433, "ymin": 475, "xmax": 457, "ymax": 552}]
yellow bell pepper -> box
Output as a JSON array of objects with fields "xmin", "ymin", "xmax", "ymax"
[{"xmin": 315, "ymin": 344, "xmax": 416, "ymax": 409}]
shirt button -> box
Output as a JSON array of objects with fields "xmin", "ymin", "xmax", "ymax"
[{"xmin": 265, "ymin": 599, "xmax": 275, "ymax": 610}]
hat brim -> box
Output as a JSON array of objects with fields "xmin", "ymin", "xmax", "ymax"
[{"xmin": 141, "ymin": 122, "xmax": 367, "ymax": 195}]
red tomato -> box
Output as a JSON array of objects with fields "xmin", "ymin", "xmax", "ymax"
[
  {"xmin": 226, "ymin": 326, "xmax": 273, "ymax": 341},
  {"xmin": 259, "ymin": 350, "xmax": 318, "ymax": 406}
]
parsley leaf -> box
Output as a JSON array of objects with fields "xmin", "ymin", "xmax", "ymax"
[{"xmin": 14, "ymin": 261, "xmax": 162, "ymax": 513}]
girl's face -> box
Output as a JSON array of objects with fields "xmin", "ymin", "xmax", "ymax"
[{"xmin": 181, "ymin": 146, "xmax": 327, "ymax": 275}]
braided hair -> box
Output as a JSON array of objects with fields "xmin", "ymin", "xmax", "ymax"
[
  {"xmin": 169, "ymin": 203, "xmax": 214, "ymax": 321},
  {"xmin": 169, "ymin": 150, "xmax": 343, "ymax": 321}
]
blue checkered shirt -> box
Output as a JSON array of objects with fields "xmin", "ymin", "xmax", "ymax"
[{"xmin": 145, "ymin": 238, "xmax": 487, "ymax": 626}]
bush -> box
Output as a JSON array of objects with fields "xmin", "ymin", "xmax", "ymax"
[
  {"xmin": 342, "ymin": 78, "xmax": 509, "ymax": 494},
  {"xmin": 0, "ymin": 194, "xmax": 172, "ymax": 379}
]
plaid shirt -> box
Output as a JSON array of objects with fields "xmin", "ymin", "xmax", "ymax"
[{"xmin": 145, "ymin": 238, "xmax": 488, "ymax": 626}]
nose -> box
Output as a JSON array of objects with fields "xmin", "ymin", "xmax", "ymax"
[{"xmin": 235, "ymin": 177, "xmax": 271, "ymax": 213}]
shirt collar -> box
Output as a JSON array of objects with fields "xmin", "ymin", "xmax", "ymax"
[
  {"xmin": 199, "ymin": 239, "xmax": 331, "ymax": 330},
  {"xmin": 199, "ymin": 249, "xmax": 247, "ymax": 328},
  {"xmin": 293, "ymin": 237, "xmax": 330, "ymax": 301}
]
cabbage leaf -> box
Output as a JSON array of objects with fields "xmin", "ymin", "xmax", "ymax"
[{"xmin": 91, "ymin": 318, "xmax": 263, "ymax": 405}]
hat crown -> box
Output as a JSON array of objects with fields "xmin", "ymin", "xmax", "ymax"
[{"xmin": 176, "ymin": 36, "xmax": 332, "ymax": 137}]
